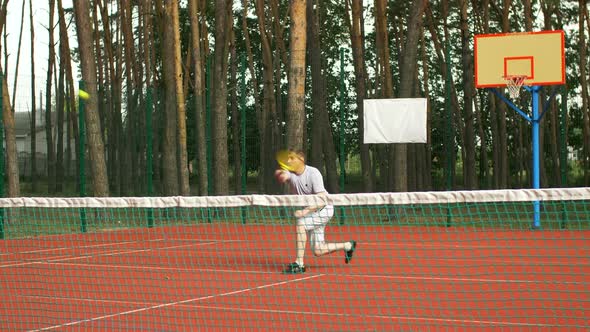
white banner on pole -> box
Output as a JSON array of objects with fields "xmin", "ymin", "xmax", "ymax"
[{"xmin": 363, "ymin": 98, "xmax": 427, "ymax": 144}]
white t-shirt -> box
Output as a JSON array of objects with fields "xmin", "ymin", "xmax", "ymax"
[{"xmin": 287, "ymin": 165, "xmax": 327, "ymax": 195}]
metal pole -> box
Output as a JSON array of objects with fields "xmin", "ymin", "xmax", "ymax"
[
  {"xmin": 339, "ymin": 48, "xmax": 346, "ymax": 193},
  {"xmin": 78, "ymin": 81, "xmax": 87, "ymax": 233},
  {"xmin": 531, "ymin": 86, "xmax": 541, "ymax": 229}
]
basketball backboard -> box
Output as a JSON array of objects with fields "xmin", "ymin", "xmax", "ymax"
[{"xmin": 474, "ymin": 30, "xmax": 565, "ymax": 88}]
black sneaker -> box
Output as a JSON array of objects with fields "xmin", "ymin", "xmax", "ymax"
[
  {"xmin": 345, "ymin": 241, "xmax": 357, "ymax": 264},
  {"xmin": 283, "ymin": 262, "xmax": 306, "ymax": 274}
]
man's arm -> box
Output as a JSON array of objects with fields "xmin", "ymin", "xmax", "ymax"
[
  {"xmin": 294, "ymin": 191, "xmax": 327, "ymax": 218},
  {"xmin": 275, "ymin": 169, "xmax": 291, "ymax": 183}
]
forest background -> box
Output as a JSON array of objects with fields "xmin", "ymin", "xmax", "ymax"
[{"xmin": 0, "ymin": 0, "xmax": 589, "ymax": 198}]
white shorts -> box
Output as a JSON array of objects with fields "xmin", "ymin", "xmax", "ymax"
[{"xmin": 296, "ymin": 205, "xmax": 334, "ymax": 251}]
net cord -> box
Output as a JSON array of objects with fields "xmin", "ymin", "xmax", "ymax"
[{"xmin": 0, "ymin": 187, "xmax": 588, "ymax": 209}]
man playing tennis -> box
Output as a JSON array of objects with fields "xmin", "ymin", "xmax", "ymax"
[{"xmin": 275, "ymin": 149, "xmax": 357, "ymax": 274}]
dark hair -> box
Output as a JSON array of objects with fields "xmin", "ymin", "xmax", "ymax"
[{"xmin": 288, "ymin": 147, "xmax": 306, "ymax": 161}]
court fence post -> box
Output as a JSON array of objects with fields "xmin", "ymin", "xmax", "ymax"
[
  {"xmin": 240, "ymin": 54, "xmax": 247, "ymax": 224},
  {"xmin": 79, "ymin": 80, "xmax": 87, "ymax": 233},
  {"xmin": 559, "ymin": 85, "xmax": 568, "ymax": 229},
  {"xmin": 146, "ymin": 87, "xmax": 155, "ymax": 228},
  {"xmin": 444, "ymin": 37, "xmax": 454, "ymax": 227},
  {"xmin": 205, "ymin": 56, "xmax": 213, "ymax": 223},
  {"xmin": 339, "ymin": 47, "xmax": 346, "ymax": 225}
]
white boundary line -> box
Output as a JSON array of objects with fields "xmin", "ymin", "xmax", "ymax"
[
  {"xmin": 0, "ymin": 240, "xmax": 225, "ymax": 268},
  {"xmin": 18, "ymin": 292, "xmax": 570, "ymax": 329},
  {"xmin": 1, "ymin": 238, "xmax": 243, "ymax": 256},
  {"xmin": 184, "ymin": 304, "xmax": 562, "ymax": 328},
  {"xmin": 10, "ymin": 260, "xmax": 587, "ymax": 285},
  {"xmin": 29, "ymin": 274, "xmax": 324, "ymax": 331}
]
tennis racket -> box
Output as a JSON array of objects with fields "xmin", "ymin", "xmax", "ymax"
[{"xmin": 275, "ymin": 149, "xmax": 295, "ymax": 172}]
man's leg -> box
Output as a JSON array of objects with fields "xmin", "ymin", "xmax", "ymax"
[
  {"xmin": 295, "ymin": 222, "xmax": 307, "ymax": 267},
  {"xmin": 312, "ymin": 237, "xmax": 353, "ymax": 256}
]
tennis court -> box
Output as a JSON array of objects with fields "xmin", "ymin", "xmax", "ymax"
[{"xmin": 1, "ymin": 189, "xmax": 589, "ymax": 330}]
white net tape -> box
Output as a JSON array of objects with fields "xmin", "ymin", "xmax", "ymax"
[{"xmin": 1, "ymin": 187, "xmax": 589, "ymax": 209}]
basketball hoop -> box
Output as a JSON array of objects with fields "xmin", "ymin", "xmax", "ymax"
[{"xmin": 503, "ymin": 75, "xmax": 527, "ymax": 98}]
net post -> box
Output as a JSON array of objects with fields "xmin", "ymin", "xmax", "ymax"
[{"xmin": 79, "ymin": 80, "xmax": 87, "ymax": 233}]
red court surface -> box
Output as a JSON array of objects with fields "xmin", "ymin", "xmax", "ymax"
[{"xmin": 1, "ymin": 224, "xmax": 589, "ymax": 331}]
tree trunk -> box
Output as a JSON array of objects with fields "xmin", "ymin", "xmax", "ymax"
[
  {"xmin": 420, "ymin": 29, "xmax": 432, "ymax": 190},
  {"xmin": 56, "ymin": 55, "xmax": 65, "ymax": 192},
  {"xmin": 396, "ymin": 0, "xmax": 427, "ymax": 192},
  {"xmin": 286, "ymin": 0, "xmax": 307, "ymax": 151},
  {"xmin": 73, "ymin": 0, "xmax": 110, "ymax": 196},
  {"xmin": 58, "ymin": 0, "xmax": 78, "ymax": 184},
  {"xmin": 28, "ymin": 0, "xmax": 37, "ymax": 192},
  {"xmin": 241, "ymin": 0, "xmax": 263, "ymax": 192},
  {"xmin": 229, "ymin": 30, "xmax": 242, "ymax": 194},
  {"xmin": 10, "ymin": 0, "xmax": 25, "ymax": 112},
  {"xmin": 0, "ymin": 68, "xmax": 19, "ymax": 196},
  {"xmin": 255, "ymin": 0, "xmax": 278, "ymax": 193},
  {"xmin": 171, "ymin": 0, "xmax": 190, "ymax": 195},
  {"xmin": 349, "ymin": 0, "xmax": 373, "ymax": 192},
  {"xmin": 212, "ymin": 0, "xmax": 232, "ymax": 195},
  {"xmin": 307, "ymin": 0, "xmax": 339, "ymax": 193},
  {"xmin": 160, "ymin": 0, "xmax": 180, "ymax": 195},
  {"xmin": 270, "ymin": 0, "xmax": 286, "ymax": 137},
  {"xmin": 188, "ymin": 0, "xmax": 208, "ymax": 195},
  {"xmin": 374, "ymin": 0, "xmax": 394, "ymax": 190},
  {"xmin": 497, "ymin": 0, "xmax": 511, "ymax": 188},
  {"xmin": 45, "ymin": 0, "xmax": 56, "ymax": 193},
  {"xmin": 580, "ymin": 0, "xmax": 590, "ymax": 183},
  {"xmin": 120, "ymin": 0, "xmax": 136, "ymax": 195},
  {"xmin": 97, "ymin": 0, "xmax": 121, "ymax": 195},
  {"xmin": 459, "ymin": 0, "xmax": 477, "ymax": 189}
]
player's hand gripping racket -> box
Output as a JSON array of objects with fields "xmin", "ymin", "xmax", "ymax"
[{"xmin": 275, "ymin": 149, "xmax": 295, "ymax": 172}]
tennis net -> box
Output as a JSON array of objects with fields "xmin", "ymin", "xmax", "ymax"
[{"xmin": 1, "ymin": 188, "xmax": 589, "ymax": 330}]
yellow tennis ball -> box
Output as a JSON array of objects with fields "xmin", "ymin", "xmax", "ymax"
[{"xmin": 79, "ymin": 89, "xmax": 90, "ymax": 100}]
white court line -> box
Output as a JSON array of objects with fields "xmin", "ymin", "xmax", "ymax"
[
  {"xmin": 2, "ymin": 238, "xmax": 243, "ymax": 256},
  {"xmin": 24, "ymin": 260, "xmax": 588, "ymax": 285},
  {"xmin": 0, "ymin": 241, "xmax": 222, "ymax": 268},
  {"xmin": 347, "ymin": 273, "xmax": 586, "ymax": 285},
  {"xmin": 363, "ymin": 241, "xmax": 590, "ymax": 250},
  {"xmin": 19, "ymin": 292, "xmax": 563, "ymax": 329},
  {"xmin": 48, "ymin": 261, "xmax": 279, "ymax": 275},
  {"xmin": 185, "ymin": 304, "xmax": 558, "ymax": 328},
  {"xmin": 29, "ymin": 274, "xmax": 324, "ymax": 331},
  {"xmin": 377, "ymin": 255, "xmax": 590, "ymax": 267},
  {"xmin": 0, "ymin": 241, "xmax": 140, "ymax": 257}
]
